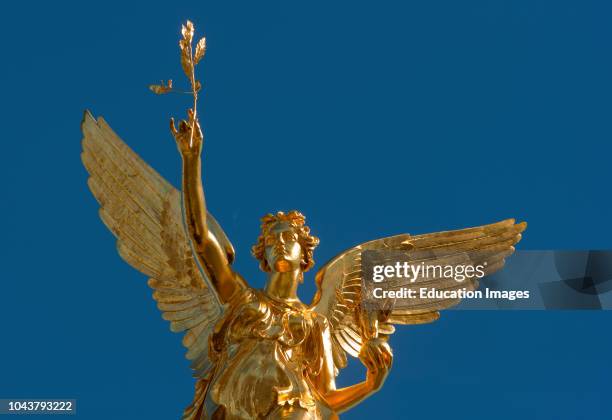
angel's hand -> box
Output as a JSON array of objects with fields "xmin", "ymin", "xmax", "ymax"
[
  {"xmin": 170, "ymin": 108, "xmax": 203, "ymax": 158},
  {"xmin": 359, "ymin": 338, "xmax": 393, "ymax": 392}
]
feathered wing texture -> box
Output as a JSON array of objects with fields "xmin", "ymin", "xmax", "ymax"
[
  {"xmin": 310, "ymin": 219, "xmax": 526, "ymax": 374},
  {"xmin": 81, "ymin": 110, "xmax": 228, "ymax": 381}
]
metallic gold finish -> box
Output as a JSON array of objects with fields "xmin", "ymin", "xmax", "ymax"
[{"xmin": 81, "ymin": 21, "xmax": 526, "ymax": 419}]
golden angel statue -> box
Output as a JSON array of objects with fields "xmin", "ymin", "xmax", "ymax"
[{"xmin": 81, "ymin": 21, "xmax": 526, "ymax": 419}]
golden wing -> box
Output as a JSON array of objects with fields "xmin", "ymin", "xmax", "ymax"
[
  {"xmin": 310, "ymin": 219, "xmax": 526, "ymax": 373},
  {"xmin": 81, "ymin": 110, "xmax": 231, "ymax": 380}
]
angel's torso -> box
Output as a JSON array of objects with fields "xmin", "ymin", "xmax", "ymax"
[{"xmin": 203, "ymin": 288, "xmax": 335, "ymax": 419}]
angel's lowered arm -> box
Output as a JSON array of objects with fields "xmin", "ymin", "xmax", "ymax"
[
  {"xmin": 171, "ymin": 111, "xmax": 247, "ymax": 303},
  {"xmin": 308, "ymin": 317, "xmax": 392, "ymax": 414}
]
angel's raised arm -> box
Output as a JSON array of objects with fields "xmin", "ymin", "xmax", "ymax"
[
  {"xmin": 152, "ymin": 21, "xmax": 247, "ymax": 302},
  {"xmin": 170, "ymin": 111, "xmax": 247, "ymax": 302}
]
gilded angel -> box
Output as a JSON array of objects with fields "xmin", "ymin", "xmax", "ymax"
[{"xmin": 81, "ymin": 21, "xmax": 525, "ymax": 419}]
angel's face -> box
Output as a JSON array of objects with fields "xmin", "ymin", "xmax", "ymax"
[{"xmin": 264, "ymin": 222, "xmax": 303, "ymax": 273}]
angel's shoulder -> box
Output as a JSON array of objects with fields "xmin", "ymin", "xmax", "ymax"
[{"xmin": 222, "ymin": 286, "xmax": 260, "ymax": 314}]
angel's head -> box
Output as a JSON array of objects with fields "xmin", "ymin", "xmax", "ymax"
[{"xmin": 251, "ymin": 211, "xmax": 319, "ymax": 278}]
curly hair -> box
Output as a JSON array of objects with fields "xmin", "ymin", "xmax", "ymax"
[{"xmin": 251, "ymin": 210, "xmax": 320, "ymax": 273}]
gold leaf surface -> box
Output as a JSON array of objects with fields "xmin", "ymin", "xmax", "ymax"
[
  {"xmin": 194, "ymin": 37, "xmax": 206, "ymax": 64},
  {"xmin": 149, "ymin": 79, "xmax": 173, "ymax": 94}
]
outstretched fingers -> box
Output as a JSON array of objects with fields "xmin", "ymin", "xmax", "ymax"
[{"xmin": 170, "ymin": 117, "xmax": 177, "ymax": 136}]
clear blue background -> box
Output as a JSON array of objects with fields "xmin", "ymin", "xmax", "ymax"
[{"xmin": 1, "ymin": 0, "xmax": 610, "ymax": 418}]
